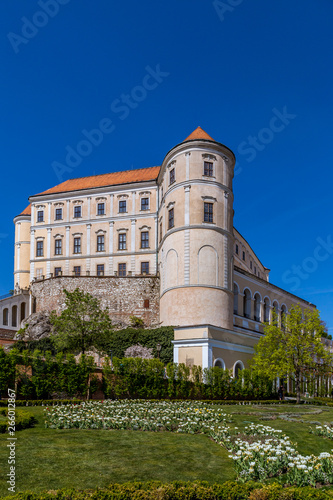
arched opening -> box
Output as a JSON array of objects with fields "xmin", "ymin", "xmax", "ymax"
[
  {"xmin": 272, "ymin": 301, "xmax": 279, "ymax": 325},
  {"xmin": 263, "ymin": 297, "xmax": 270, "ymax": 323},
  {"xmin": 254, "ymin": 293, "xmax": 261, "ymax": 322},
  {"xmin": 243, "ymin": 289, "xmax": 251, "ymax": 318},
  {"xmin": 20, "ymin": 302, "xmax": 26, "ymax": 323},
  {"xmin": 214, "ymin": 358, "xmax": 225, "ymax": 369},
  {"xmin": 281, "ymin": 305, "xmax": 287, "ymax": 329},
  {"xmin": 233, "ymin": 283, "xmax": 239, "ymax": 315},
  {"xmin": 3, "ymin": 308, "xmax": 8, "ymax": 326},
  {"xmin": 12, "ymin": 305, "xmax": 17, "ymax": 327},
  {"xmin": 234, "ymin": 361, "xmax": 244, "ymax": 379}
]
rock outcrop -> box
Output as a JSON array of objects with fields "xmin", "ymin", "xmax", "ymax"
[{"xmin": 14, "ymin": 311, "xmax": 53, "ymax": 341}]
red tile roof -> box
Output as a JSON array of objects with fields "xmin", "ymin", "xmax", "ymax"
[
  {"xmin": 18, "ymin": 205, "xmax": 31, "ymax": 216},
  {"xmin": 184, "ymin": 127, "xmax": 215, "ymax": 142}
]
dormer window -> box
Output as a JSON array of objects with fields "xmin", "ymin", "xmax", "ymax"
[
  {"xmin": 204, "ymin": 161, "xmax": 213, "ymax": 177},
  {"xmin": 97, "ymin": 203, "xmax": 105, "ymax": 215},
  {"xmin": 74, "ymin": 206, "xmax": 82, "ymax": 218},
  {"xmin": 37, "ymin": 211, "xmax": 44, "ymax": 223},
  {"xmin": 169, "ymin": 168, "xmax": 175, "ymax": 185}
]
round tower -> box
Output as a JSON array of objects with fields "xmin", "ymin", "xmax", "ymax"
[{"xmin": 158, "ymin": 127, "xmax": 235, "ymax": 329}]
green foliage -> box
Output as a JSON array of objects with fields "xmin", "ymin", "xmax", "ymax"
[
  {"xmin": 14, "ymin": 338, "xmax": 57, "ymax": 355},
  {"xmin": 0, "ymin": 408, "xmax": 37, "ymax": 433},
  {"xmin": 98, "ymin": 326, "xmax": 174, "ymax": 364},
  {"xmin": 3, "ymin": 481, "xmax": 333, "ymax": 500},
  {"xmin": 130, "ymin": 315, "xmax": 145, "ymax": 328},
  {"xmin": 251, "ymin": 305, "xmax": 332, "ymax": 403},
  {"xmin": 0, "ymin": 347, "xmax": 17, "ymax": 392},
  {"xmin": 50, "ymin": 288, "xmax": 113, "ymax": 354}
]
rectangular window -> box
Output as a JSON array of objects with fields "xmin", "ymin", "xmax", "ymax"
[
  {"xmin": 36, "ymin": 268, "xmax": 43, "ymax": 279},
  {"xmin": 159, "ymin": 222, "xmax": 162, "ymax": 242},
  {"xmin": 118, "ymin": 263, "xmax": 126, "ymax": 277},
  {"xmin": 250, "ymin": 261, "xmax": 252, "ymax": 269},
  {"xmin": 169, "ymin": 168, "xmax": 175, "ymax": 185},
  {"xmin": 74, "ymin": 237, "xmax": 81, "ymax": 254},
  {"xmin": 168, "ymin": 208, "xmax": 174, "ymax": 229},
  {"xmin": 140, "ymin": 197, "xmax": 149, "ymax": 211},
  {"xmin": 97, "ymin": 203, "xmax": 105, "ymax": 215},
  {"xmin": 119, "ymin": 200, "xmax": 127, "ymax": 213},
  {"xmin": 73, "ymin": 266, "xmax": 81, "ymax": 276},
  {"xmin": 141, "ymin": 262, "xmax": 149, "ymax": 275},
  {"xmin": 242, "ymin": 251, "xmax": 245, "ymax": 261},
  {"xmin": 74, "ymin": 206, "xmax": 82, "ymax": 218},
  {"xmin": 141, "ymin": 231, "xmax": 149, "ymax": 249},
  {"xmin": 118, "ymin": 233, "xmax": 126, "ymax": 250},
  {"xmin": 36, "ymin": 241, "xmax": 44, "ymax": 257},
  {"xmin": 97, "ymin": 235, "xmax": 105, "ymax": 252},
  {"xmin": 144, "ymin": 299, "xmax": 150, "ymax": 309},
  {"xmin": 54, "ymin": 267, "xmax": 62, "ymax": 277},
  {"xmin": 204, "ymin": 202, "xmax": 213, "ymax": 223},
  {"xmin": 37, "ymin": 211, "xmax": 44, "ymax": 223},
  {"xmin": 254, "ymin": 266, "xmax": 256, "ymax": 274},
  {"xmin": 55, "ymin": 208, "xmax": 63, "ymax": 220},
  {"xmin": 97, "ymin": 264, "xmax": 104, "ymax": 276},
  {"xmin": 235, "ymin": 244, "xmax": 239, "ymax": 255},
  {"xmin": 55, "ymin": 239, "xmax": 62, "ymax": 255},
  {"xmin": 204, "ymin": 161, "xmax": 213, "ymax": 176}
]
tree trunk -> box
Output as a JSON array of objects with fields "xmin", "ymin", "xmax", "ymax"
[{"xmin": 296, "ymin": 370, "xmax": 301, "ymax": 404}]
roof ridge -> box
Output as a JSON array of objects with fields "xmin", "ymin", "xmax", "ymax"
[{"xmin": 64, "ymin": 165, "xmax": 161, "ymax": 182}]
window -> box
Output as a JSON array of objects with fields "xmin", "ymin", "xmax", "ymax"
[
  {"xmin": 54, "ymin": 267, "xmax": 62, "ymax": 277},
  {"xmin": 169, "ymin": 168, "xmax": 175, "ymax": 185},
  {"xmin": 97, "ymin": 264, "xmax": 104, "ymax": 276},
  {"xmin": 55, "ymin": 239, "xmax": 62, "ymax": 255},
  {"xmin": 243, "ymin": 289, "xmax": 251, "ymax": 318},
  {"xmin": 97, "ymin": 235, "xmax": 105, "ymax": 252},
  {"xmin": 254, "ymin": 266, "xmax": 256, "ymax": 274},
  {"xmin": 242, "ymin": 251, "xmax": 245, "ymax": 261},
  {"xmin": 141, "ymin": 231, "xmax": 149, "ymax": 249},
  {"xmin": 141, "ymin": 197, "xmax": 149, "ymax": 211},
  {"xmin": 73, "ymin": 266, "xmax": 81, "ymax": 276},
  {"xmin": 168, "ymin": 208, "xmax": 174, "ymax": 229},
  {"xmin": 141, "ymin": 262, "xmax": 149, "ymax": 274},
  {"xmin": 12, "ymin": 306, "xmax": 17, "ymax": 328},
  {"xmin": 204, "ymin": 202, "xmax": 213, "ymax": 223},
  {"xmin": 74, "ymin": 206, "xmax": 82, "ymax": 218},
  {"xmin": 36, "ymin": 268, "xmax": 43, "ymax": 279},
  {"xmin": 74, "ymin": 237, "xmax": 81, "ymax": 254},
  {"xmin": 233, "ymin": 284, "xmax": 238, "ymax": 315},
  {"xmin": 159, "ymin": 222, "xmax": 162, "ymax": 242},
  {"xmin": 37, "ymin": 210, "xmax": 44, "ymax": 222},
  {"xmin": 204, "ymin": 161, "xmax": 213, "ymax": 176},
  {"xmin": 97, "ymin": 203, "xmax": 105, "ymax": 215},
  {"xmin": 144, "ymin": 299, "xmax": 150, "ymax": 308},
  {"xmin": 254, "ymin": 293, "xmax": 261, "ymax": 322},
  {"xmin": 118, "ymin": 233, "xmax": 126, "ymax": 250},
  {"xmin": 119, "ymin": 200, "xmax": 127, "ymax": 213},
  {"xmin": 3, "ymin": 308, "xmax": 8, "ymax": 326},
  {"xmin": 55, "ymin": 208, "xmax": 62, "ymax": 220},
  {"xmin": 250, "ymin": 261, "xmax": 252, "ymax": 270},
  {"xmin": 118, "ymin": 263, "xmax": 126, "ymax": 277},
  {"xmin": 36, "ymin": 241, "xmax": 44, "ymax": 257},
  {"xmin": 235, "ymin": 244, "xmax": 239, "ymax": 255}
]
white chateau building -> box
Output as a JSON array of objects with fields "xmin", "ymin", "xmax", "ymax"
[{"xmin": 0, "ymin": 127, "xmax": 316, "ymax": 373}]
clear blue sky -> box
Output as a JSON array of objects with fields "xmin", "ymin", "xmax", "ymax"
[{"xmin": 1, "ymin": 1, "xmax": 332, "ymax": 331}]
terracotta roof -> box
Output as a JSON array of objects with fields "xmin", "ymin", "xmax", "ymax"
[
  {"xmin": 19, "ymin": 204, "xmax": 31, "ymax": 216},
  {"xmin": 33, "ymin": 166, "xmax": 161, "ymax": 197},
  {"xmin": 184, "ymin": 126, "xmax": 215, "ymax": 142}
]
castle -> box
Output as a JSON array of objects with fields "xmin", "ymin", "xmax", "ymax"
[{"xmin": 0, "ymin": 127, "xmax": 316, "ymax": 374}]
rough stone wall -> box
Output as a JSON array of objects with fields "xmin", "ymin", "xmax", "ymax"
[{"xmin": 31, "ymin": 276, "xmax": 160, "ymax": 328}]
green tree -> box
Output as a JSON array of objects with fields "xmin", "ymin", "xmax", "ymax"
[
  {"xmin": 50, "ymin": 288, "xmax": 113, "ymax": 354},
  {"xmin": 251, "ymin": 305, "xmax": 332, "ymax": 403}
]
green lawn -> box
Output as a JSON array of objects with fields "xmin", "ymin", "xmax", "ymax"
[{"xmin": 1, "ymin": 403, "xmax": 333, "ymax": 496}]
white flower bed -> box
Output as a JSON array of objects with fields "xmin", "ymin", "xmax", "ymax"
[
  {"xmin": 44, "ymin": 401, "xmax": 333, "ymax": 486},
  {"xmin": 310, "ymin": 424, "xmax": 333, "ymax": 440}
]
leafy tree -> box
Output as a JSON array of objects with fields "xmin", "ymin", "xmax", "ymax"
[
  {"xmin": 50, "ymin": 288, "xmax": 113, "ymax": 354},
  {"xmin": 250, "ymin": 305, "xmax": 332, "ymax": 403}
]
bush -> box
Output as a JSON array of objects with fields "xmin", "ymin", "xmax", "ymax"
[
  {"xmin": 2, "ymin": 481, "xmax": 333, "ymax": 499},
  {"xmin": 0, "ymin": 408, "xmax": 37, "ymax": 433}
]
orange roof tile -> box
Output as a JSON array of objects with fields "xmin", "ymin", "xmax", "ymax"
[
  {"xmin": 33, "ymin": 166, "xmax": 161, "ymax": 197},
  {"xmin": 19, "ymin": 204, "xmax": 31, "ymax": 216},
  {"xmin": 184, "ymin": 126, "xmax": 215, "ymax": 142}
]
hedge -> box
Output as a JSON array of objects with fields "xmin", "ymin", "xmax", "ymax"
[
  {"xmin": 2, "ymin": 481, "xmax": 333, "ymax": 500},
  {"xmin": 0, "ymin": 409, "xmax": 37, "ymax": 433},
  {"xmin": 0, "ymin": 399, "xmax": 81, "ymax": 407}
]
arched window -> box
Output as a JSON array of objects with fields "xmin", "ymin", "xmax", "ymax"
[
  {"xmin": 234, "ymin": 361, "xmax": 244, "ymax": 378},
  {"xmin": 243, "ymin": 289, "xmax": 251, "ymax": 318},
  {"xmin": 263, "ymin": 297, "xmax": 270, "ymax": 323},
  {"xmin": 281, "ymin": 305, "xmax": 287, "ymax": 329},
  {"xmin": 233, "ymin": 283, "xmax": 239, "ymax": 315},
  {"xmin": 214, "ymin": 358, "xmax": 225, "ymax": 369},
  {"xmin": 254, "ymin": 293, "xmax": 261, "ymax": 322},
  {"xmin": 3, "ymin": 308, "xmax": 8, "ymax": 326},
  {"xmin": 20, "ymin": 303, "xmax": 26, "ymax": 323},
  {"xmin": 272, "ymin": 301, "xmax": 279, "ymax": 325},
  {"xmin": 12, "ymin": 305, "xmax": 17, "ymax": 327}
]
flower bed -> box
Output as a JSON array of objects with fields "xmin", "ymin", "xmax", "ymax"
[{"xmin": 310, "ymin": 424, "xmax": 333, "ymax": 440}]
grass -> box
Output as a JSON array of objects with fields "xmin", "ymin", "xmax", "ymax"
[{"xmin": 1, "ymin": 403, "xmax": 333, "ymax": 496}]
